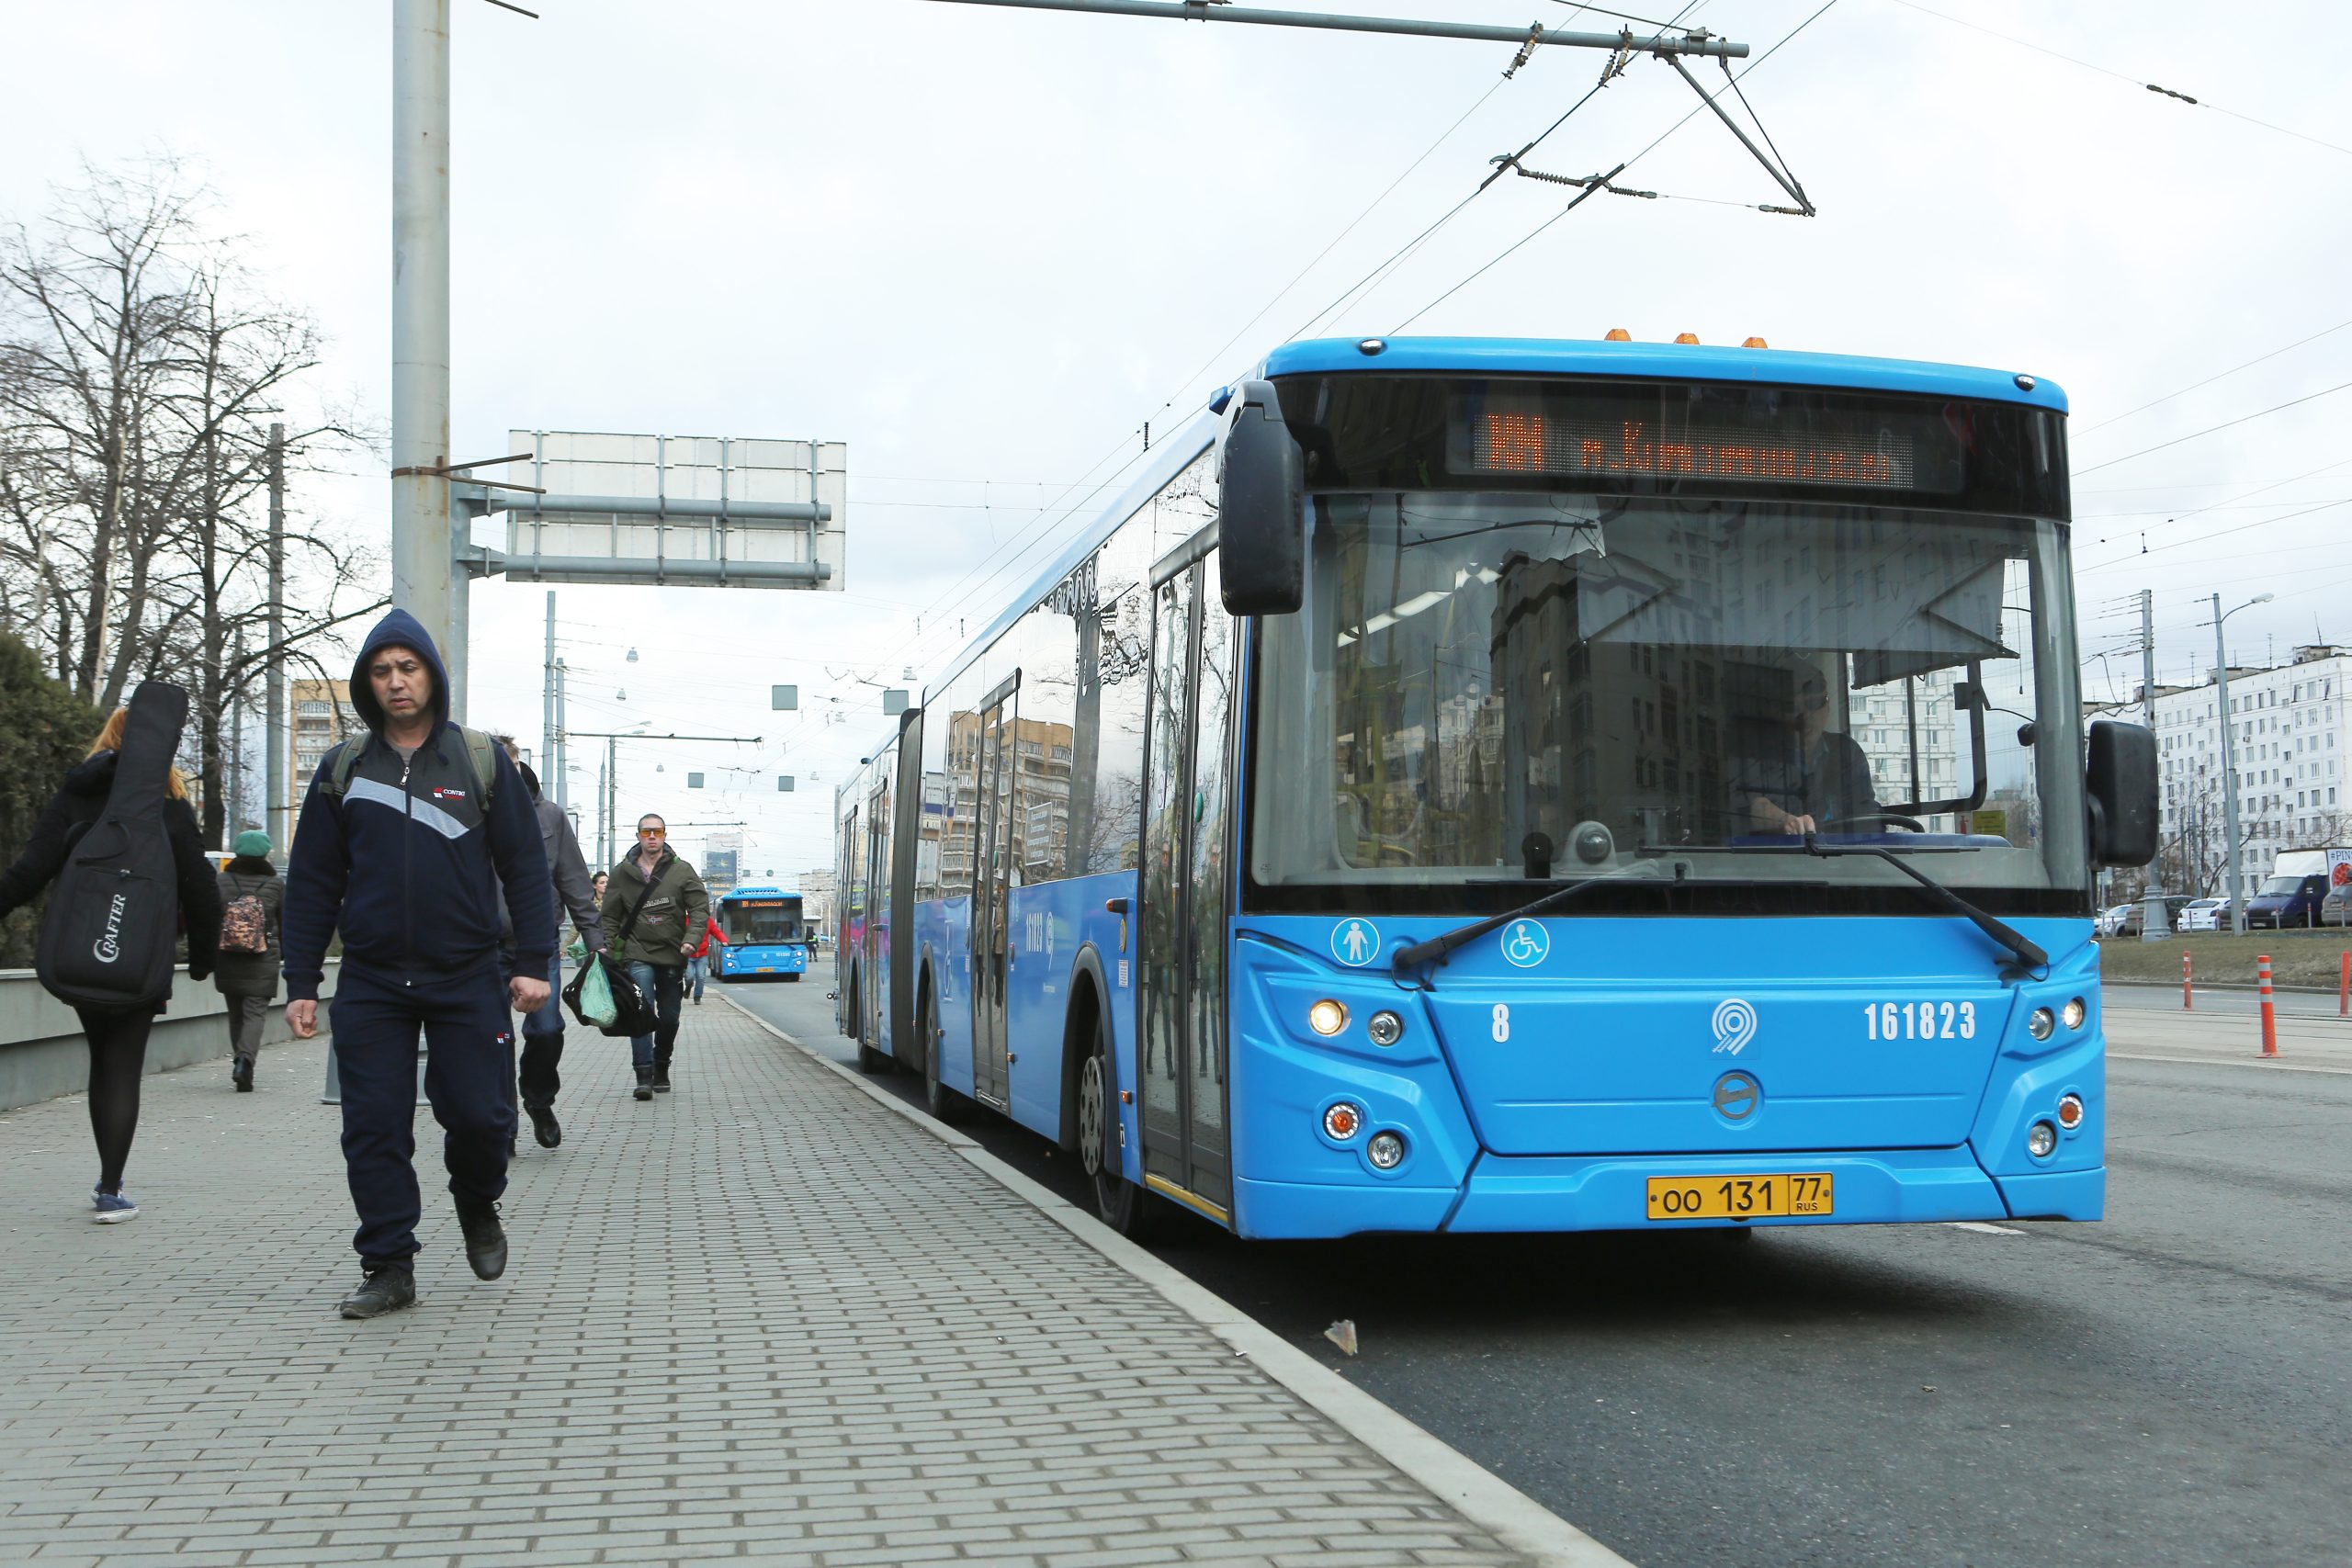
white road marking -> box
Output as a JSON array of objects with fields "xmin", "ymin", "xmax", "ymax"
[
  {"xmin": 1948, "ymin": 1221, "xmax": 2025, "ymax": 1235},
  {"xmin": 2110, "ymin": 1052, "xmax": 2352, "ymax": 1078}
]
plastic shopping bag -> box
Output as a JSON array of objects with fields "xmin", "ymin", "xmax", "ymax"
[{"xmin": 563, "ymin": 954, "xmax": 617, "ymax": 1030}]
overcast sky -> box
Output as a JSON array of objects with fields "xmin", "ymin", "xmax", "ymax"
[{"xmin": 6, "ymin": 0, "xmax": 2347, "ymax": 874}]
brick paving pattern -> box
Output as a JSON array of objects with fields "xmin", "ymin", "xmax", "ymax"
[{"xmin": 0, "ymin": 1004, "xmax": 1530, "ymax": 1566}]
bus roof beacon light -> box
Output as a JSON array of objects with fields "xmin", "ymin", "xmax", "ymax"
[
  {"xmin": 1674, "ymin": 333, "xmax": 1701, "ymax": 344},
  {"xmin": 1307, "ymin": 999, "xmax": 1348, "ymax": 1037},
  {"xmin": 1323, "ymin": 1102, "xmax": 1364, "ymax": 1141},
  {"xmin": 1743, "ymin": 336, "xmax": 1770, "ymax": 349},
  {"xmin": 1604, "ymin": 328, "xmax": 1632, "ymax": 341}
]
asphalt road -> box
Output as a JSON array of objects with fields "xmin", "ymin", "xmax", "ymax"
[{"xmin": 723, "ymin": 964, "xmax": 2352, "ymax": 1568}]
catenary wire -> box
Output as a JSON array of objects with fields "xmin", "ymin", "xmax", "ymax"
[
  {"xmin": 2075, "ymin": 317, "xmax": 2352, "ymax": 437},
  {"xmin": 2073, "ymin": 379, "xmax": 2352, "ymax": 476}
]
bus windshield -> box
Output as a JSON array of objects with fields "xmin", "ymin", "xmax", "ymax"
[
  {"xmin": 724, "ymin": 899, "xmax": 805, "ymax": 944},
  {"xmin": 1250, "ymin": 491, "xmax": 2086, "ymax": 908}
]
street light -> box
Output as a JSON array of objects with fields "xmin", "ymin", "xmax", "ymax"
[{"xmin": 2211, "ymin": 592, "xmax": 2273, "ymax": 935}]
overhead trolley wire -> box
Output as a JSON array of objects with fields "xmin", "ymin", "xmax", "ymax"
[
  {"xmin": 1883, "ymin": 0, "xmax": 2352, "ymax": 161},
  {"xmin": 2072, "ymin": 378, "xmax": 2352, "ymax": 476},
  {"xmin": 2075, "ymin": 316, "xmax": 2352, "ymax": 436}
]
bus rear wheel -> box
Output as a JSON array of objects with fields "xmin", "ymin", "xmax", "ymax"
[
  {"xmin": 1080, "ymin": 1010, "xmax": 1154, "ymax": 1238},
  {"xmin": 921, "ymin": 987, "xmax": 967, "ymax": 1124}
]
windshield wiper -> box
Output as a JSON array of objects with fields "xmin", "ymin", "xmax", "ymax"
[
  {"xmin": 1391, "ymin": 862, "xmax": 1672, "ymax": 976},
  {"xmin": 1668, "ymin": 838, "xmax": 2047, "ymax": 977}
]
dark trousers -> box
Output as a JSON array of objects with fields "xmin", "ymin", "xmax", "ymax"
[
  {"xmin": 75, "ymin": 1008, "xmax": 153, "ymax": 1192},
  {"xmin": 517, "ymin": 953, "xmax": 565, "ymax": 1111},
  {"xmin": 330, "ymin": 964, "xmax": 514, "ymax": 1269},
  {"xmin": 627, "ymin": 960, "xmax": 684, "ymax": 1071}
]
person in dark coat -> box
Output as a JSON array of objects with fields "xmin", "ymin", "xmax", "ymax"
[
  {"xmin": 213, "ymin": 830, "xmax": 284, "ymax": 1091},
  {"xmin": 0, "ymin": 706, "xmax": 221, "ymax": 1222},
  {"xmin": 1747, "ymin": 666, "xmax": 1881, "ymax": 835}
]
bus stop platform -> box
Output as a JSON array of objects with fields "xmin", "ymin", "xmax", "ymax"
[{"xmin": 0, "ymin": 997, "xmax": 1620, "ymax": 1567}]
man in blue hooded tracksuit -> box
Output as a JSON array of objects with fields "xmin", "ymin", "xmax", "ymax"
[{"xmin": 281, "ymin": 610, "xmax": 556, "ymax": 1320}]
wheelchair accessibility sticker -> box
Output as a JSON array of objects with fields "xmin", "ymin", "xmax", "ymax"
[
  {"xmin": 1330, "ymin": 919, "xmax": 1382, "ymax": 967},
  {"xmin": 1498, "ymin": 919, "xmax": 1550, "ymax": 969}
]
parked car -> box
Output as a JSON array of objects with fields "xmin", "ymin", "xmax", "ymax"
[
  {"xmin": 2246, "ymin": 873, "xmax": 2329, "ymax": 930},
  {"xmin": 2120, "ymin": 896, "xmax": 2195, "ymax": 937},
  {"xmin": 2097, "ymin": 904, "xmax": 2133, "ymax": 936},
  {"xmin": 2177, "ymin": 897, "xmax": 2228, "ymax": 932},
  {"xmin": 2322, "ymin": 886, "xmax": 2352, "ymax": 928}
]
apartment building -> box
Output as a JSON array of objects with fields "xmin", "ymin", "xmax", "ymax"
[{"xmin": 2147, "ymin": 644, "xmax": 2352, "ymax": 898}]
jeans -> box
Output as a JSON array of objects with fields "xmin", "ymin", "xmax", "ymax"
[
  {"xmin": 626, "ymin": 961, "xmax": 685, "ymax": 1072},
  {"xmin": 686, "ymin": 954, "xmax": 707, "ymax": 1001},
  {"xmin": 518, "ymin": 952, "xmax": 567, "ymax": 1111}
]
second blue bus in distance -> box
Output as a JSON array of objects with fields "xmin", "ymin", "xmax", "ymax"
[{"xmin": 715, "ymin": 886, "xmax": 811, "ymax": 982}]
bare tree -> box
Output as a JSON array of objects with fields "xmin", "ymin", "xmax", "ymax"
[{"xmin": 0, "ymin": 160, "xmax": 384, "ymax": 841}]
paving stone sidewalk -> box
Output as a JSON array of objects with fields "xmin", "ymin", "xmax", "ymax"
[{"xmin": 0, "ymin": 1003, "xmax": 1533, "ymax": 1566}]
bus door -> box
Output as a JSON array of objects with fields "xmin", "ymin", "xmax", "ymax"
[
  {"xmin": 968, "ymin": 671, "xmax": 1020, "ymax": 1111},
  {"xmin": 863, "ymin": 777, "xmax": 889, "ymax": 1044},
  {"xmin": 1136, "ymin": 542, "xmax": 1234, "ymax": 1215}
]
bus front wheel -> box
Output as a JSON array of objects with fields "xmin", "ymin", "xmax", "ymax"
[{"xmin": 1080, "ymin": 1010, "xmax": 1155, "ymax": 1238}]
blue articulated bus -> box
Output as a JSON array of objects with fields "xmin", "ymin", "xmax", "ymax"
[
  {"xmin": 715, "ymin": 886, "xmax": 811, "ymax": 982},
  {"xmin": 835, "ymin": 334, "xmax": 2159, "ymax": 1239}
]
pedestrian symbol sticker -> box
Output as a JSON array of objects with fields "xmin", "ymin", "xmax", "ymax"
[
  {"xmin": 1330, "ymin": 919, "xmax": 1381, "ymax": 967},
  {"xmin": 1499, "ymin": 920, "xmax": 1549, "ymax": 969}
]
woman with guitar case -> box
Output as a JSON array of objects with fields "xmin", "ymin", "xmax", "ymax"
[{"xmin": 0, "ymin": 682, "xmax": 222, "ymax": 1222}]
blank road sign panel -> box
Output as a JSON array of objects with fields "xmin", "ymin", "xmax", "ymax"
[{"xmin": 502, "ymin": 430, "xmax": 846, "ymax": 591}]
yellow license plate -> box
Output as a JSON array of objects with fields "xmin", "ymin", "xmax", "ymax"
[{"xmin": 1645, "ymin": 1173, "xmax": 1833, "ymax": 1221}]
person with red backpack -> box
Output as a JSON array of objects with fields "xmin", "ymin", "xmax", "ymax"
[{"xmin": 213, "ymin": 830, "xmax": 283, "ymax": 1091}]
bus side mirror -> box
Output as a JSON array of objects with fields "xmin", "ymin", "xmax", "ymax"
[
  {"xmin": 2086, "ymin": 719, "xmax": 2158, "ymax": 868},
  {"xmin": 1219, "ymin": 379, "xmax": 1305, "ymax": 617}
]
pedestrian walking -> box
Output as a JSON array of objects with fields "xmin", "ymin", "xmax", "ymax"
[
  {"xmin": 213, "ymin": 830, "xmax": 284, "ymax": 1092},
  {"xmin": 0, "ymin": 688, "xmax": 222, "ymax": 1223},
  {"xmin": 492, "ymin": 737, "xmax": 604, "ymax": 1150},
  {"xmin": 592, "ymin": 871, "xmax": 608, "ymax": 906},
  {"xmin": 688, "ymin": 910, "xmax": 727, "ymax": 1004},
  {"xmin": 602, "ymin": 814, "xmax": 707, "ymax": 1100},
  {"xmin": 281, "ymin": 610, "xmax": 556, "ymax": 1320}
]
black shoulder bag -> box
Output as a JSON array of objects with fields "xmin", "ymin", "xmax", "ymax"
[{"xmin": 566, "ymin": 867, "xmax": 662, "ymax": 1037}]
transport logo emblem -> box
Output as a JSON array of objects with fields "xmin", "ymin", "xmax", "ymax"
[
  {"xmin": 1498, "ymin": 919, "xmax": 1549, "ymax": 968},
  {"xmin": 1713, "ymin": 1071, "xmax": 1760, "ymax": 1122},
  {"xmin": 1712, "ymin": 997, "xmax": 1758, "ymax": 1055},
  {"xmin": 1330, "ymin": 919, "xmax": 1381, "ymax": 967}
]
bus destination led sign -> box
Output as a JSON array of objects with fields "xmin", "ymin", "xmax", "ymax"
[{"xmin": 1467, "ymin": 412, "xmax": 1917, "ymax": 490}]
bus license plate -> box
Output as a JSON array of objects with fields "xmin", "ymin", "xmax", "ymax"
[{"xmin": 1645, "ymin": 1173, "xmax": 1832, "ymax": 1221}]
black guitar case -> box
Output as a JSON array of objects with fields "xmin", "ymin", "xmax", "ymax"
[{"xmin": 36, "ymin": 682, "xmax": 189, "ymax": 1011}]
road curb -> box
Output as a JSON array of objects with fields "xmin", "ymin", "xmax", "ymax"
[{"xmin": 722, "ymin": 994, "xmax": 1637, "ymax": 1568}]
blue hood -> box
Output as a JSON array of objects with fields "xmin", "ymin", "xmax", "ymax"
[{"xmin": 348, "ymin": 608, "xmax": 450, "ymax": 736}]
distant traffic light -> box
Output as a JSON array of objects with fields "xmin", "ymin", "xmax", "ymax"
[{"xmin": 776, "ymin": 774, "xmax": 795, "ymax": 793}]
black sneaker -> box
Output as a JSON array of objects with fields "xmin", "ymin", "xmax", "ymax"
[
  {"xmin": 232, "ymin": 1055, "xmax": 254, "ymax": 1092},
  {"xmin": 454, "ymin": 1199, "xmax": 507, "ymax": 1280},
  {"xmin": 527, "ymin": 1104, "xmax": 561, "ymax": 1148},
  {"xmin": 339, "ymin": 1266, "xmax": 417, "ymax": 1319}
]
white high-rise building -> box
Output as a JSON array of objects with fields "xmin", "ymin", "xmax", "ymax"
[{"xmin": 2146, "ymin": 644, "xmax": 2352, "ymax": 899}]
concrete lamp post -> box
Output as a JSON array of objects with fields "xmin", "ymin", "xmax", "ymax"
[{"xmin": 2211, "ymin": 592, "xmax": 2273, "ymax": 936}]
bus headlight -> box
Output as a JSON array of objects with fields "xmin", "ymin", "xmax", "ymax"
[
  {"xmin": 1307, "ymin": 999, "xmax": 1348, "ymax": 1037},
  {"xmin": 2028, "ymin": 1007, "xmax": 2055, "ymax": 1041},
  {"xmin": 2062, "ymin": 997, "xmax": 2086, "ymax": 1031},
  {"xmin": 2026, "ymin": 1121, "xmax": 2057, "ymax": 1158},
  {"xmin": 1366, "ymin": 1010, "xmax": 1405, "ymax": 1046},
  {"xmin": 1366, "ymin": 1131, "xmax": 1407, "ymax": 1169}
]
